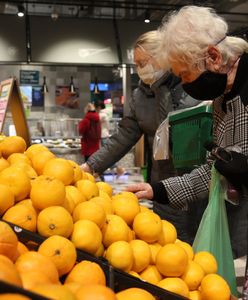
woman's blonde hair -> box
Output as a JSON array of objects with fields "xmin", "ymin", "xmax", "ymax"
[{"xmin": 158, "ymin": 6, "xmax": 248, "ymax": 71}]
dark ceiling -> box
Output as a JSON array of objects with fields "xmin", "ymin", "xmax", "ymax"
[{"xmin": 0, "ymin": 0, "xmax": 247, "ymax": 35}]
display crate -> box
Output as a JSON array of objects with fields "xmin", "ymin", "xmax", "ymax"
[
  {"xmin": 169, "ymin": 105, "xmax": 213, "ymax": 170},
  {"xmin": 2, "ymin": 220, "xmax": 187, "ymax": 300},
  {"xmin": 0, "ymin": 280, "xmax": 49, "ymax": 299}
]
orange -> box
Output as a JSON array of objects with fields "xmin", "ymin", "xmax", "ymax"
[
  {"xmin": 7, "ymin": 153, "xmax": 31, "ymax": 165},
  {"xmin": 90, "ymin": 195, "xmax": 113, "ymax": 214},
  {"xmin": 99, "ymin": 189, "xmax": 112, "ymax": 201},
  {"xmin": 19, "ymin": 270, "xmax": 52, "ymax": 290},
  {"xmin": 158, "ymin": 277, "xmax": 189, "ymax": 298},
  {"xmin": 64, "ymin": 282, "xmax": 81, "ymax": 294},
  {"xmin": 140, "ymin": 265, "xmax": 163, "ymax": 285},
  {"xmin": 102, "ymin": 214, "xmax": 129, "ymax": 247},
  {"xmin": 200, "ymin": 273, "xmax": 231, "ymax": 300},
  {"xmin": 95, "ymin": 243, "xmax": 105, "ymax": 257},
  {"xmin": 84, "ymin": 172, "xmax": 95, "ymax": 182},
  {"xmin": 0, "ymin": 295, "xmax": 30, "ymax": 300},
  {"xmin": 76, "ymin": 179, "xmax": 99, "ymax": 200},
  {"xmin": 112, "ymin": 195, "xmax": 140, "ymax": 225},
  {"xmin": 25, "ymin": 144, "xmax": 49, "ymax": 160},
  {"xmin": 139, "ymin": 205, "xmax": 151, "ymax": 212},
  {"xmin": 13, "ymin": 241, "xmax": 29, "ymax": 261},
  {"xmin": 116, "ymin": 287, "xmax": 155, "ymax": 300},
  {"xmin": 63, "ymin": 185, "xmax": 86, "ymax": 214},
  {"xmin": 65, "ymin": 260, "xmax": 106, "ymax": 286},
  {"xmin": 11, "ymin": 162, "xmax": 37, "ymax": 179},
  {"xmin": 68, "ymin": 160, "xmax": 82, "ymax": 184},
  {"xmin": 0, "ymin": 157, "xmax": 9, "ymax": 172},
  {"xmin": 129, "ymin": 239, "xmax": 151, "ymax": 273},
  {"xmin": 38, "ymin": 235, "xmax": 77, "ymax": 276},
  {"xmin": 3, "ymin": 203, "xmax": 37, "ymax": 232},
  {"xmin": 15, "ymin": 251, "xmax": 59, "ymax": 283},
  {"xmin": 73, "ymin": 201, "xmax": 106, "ymax": 228},
  {"xmin": 0, "ymin": 255, "xmax": 22, "ymax": 286},
  {"xmin": 194, "ymin": 251, "xmax": 218, "ymax": 275},
  {"xmin": 0, "ymin": 136, "xmax": 27, "ymax": 158},
  {"xmin": 133, "ymin": 212, "xmax": 162, "ymax": 243},
  {"xmin": 149, "ymin": 243, "xmax": 162, "ymax": 265},
  {"xmin": 129, "ymin": 270, "xmax": 142, "ymax": 279},
  {"xmin": 156, "ymin": 243, "xmax": 188, "ymax": 277},
  {"xmin": 181, "ymin": 260, "xmax": 205, "ymax": 291},
  {"xmin": 0, "ymin": 184, "xmax": 15, "ymax": 216},
  {"xmin": 31, "ymin": 150, "xmax": 55, "ymax": 175},
  {"xmin": 70, "ymin": 219, "xmax": 102, "ymax": 255},
  {"xmin": 112, "ymin": 191, "xmax": 138, "ymax": 202},
  {"xmin": 0, "ymin": 221, "xmax": 18, "ymax": 261},
  {"xmin": 157, "ymin": 220, "xmax": 177, "ymax": 246},
  {"xmin": 43, "ymin": 158, "xmax": 74, "ymax": 185},
  {"xmin": 37, "ymin": 206, "xmax": 73, "ymax": 238},
  {"xmin": 30, "ymin": 175, "xmax": 65, "ymax": 210},
  {"xmin": 76, "ymin": 284, "xmax": 117, "ymax": 300},
  {"xmin": 105, "ymin": 240, "xmax": 133, "ymax": 272},
  {"xmin": 31, "ymin": 284, "xmax": 76, "ymax": 300},
  {"xmin": 96, "ymin": 181, "xmax": 113, "ymax": 197},
  {"xmin": 175, "ymin": 239, "xmax": 194, "ymax": 260},
  {"xmin": 0, "ymin": 166, "xmax": 31, "ymax": 202},
  {"xmin": 189, "ymin": 290, "xmax": 202, "ymax": 300},
  {"xmin": 127, "ymin": 227, "xmax": 136, "ymax": 242}
]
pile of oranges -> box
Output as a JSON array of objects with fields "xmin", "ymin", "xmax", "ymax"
[{"xmin": 0, "ymin": 136, "xmax": 233, "ymax": 300}]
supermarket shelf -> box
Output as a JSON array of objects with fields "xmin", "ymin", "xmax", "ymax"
[{"xmin": 2, "ymin": 219, "xmax": 187, "ymax": 300}]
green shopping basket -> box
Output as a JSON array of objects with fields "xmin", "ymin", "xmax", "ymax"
[{"xmin": 169, "ymin": 104, "xmax": 213, "ymax": 171}]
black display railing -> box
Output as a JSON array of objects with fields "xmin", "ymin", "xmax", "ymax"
[{"xmin": 1, "ymin": 219, "xmax": 188, "ymax": 300}]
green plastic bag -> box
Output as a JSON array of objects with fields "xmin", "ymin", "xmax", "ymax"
[{"xmin": 193, "ymin": 166, "xmax": 237, "ymax": 296}]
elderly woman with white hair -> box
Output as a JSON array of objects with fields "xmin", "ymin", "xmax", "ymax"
[{"xmin": 127, "ymin": 6, "xmax": 248, "ymax": 259}]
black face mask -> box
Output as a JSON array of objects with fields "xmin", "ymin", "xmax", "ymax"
[{"xmin": 182, "ymin": 71, "xmax": 227, "ymax": 100}]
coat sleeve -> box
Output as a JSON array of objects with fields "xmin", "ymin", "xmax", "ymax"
[
  {"xmin": 159, "ymin": 162, "xmax": 212, "ymax": 210},
  {"xmin": 86, "ymin": 94, "xmax": 143, "ymax": 174}
]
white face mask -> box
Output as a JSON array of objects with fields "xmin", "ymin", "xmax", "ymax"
[{"xmin": 137, "ymin": 64, "xmax": 165, "ymax": 85}]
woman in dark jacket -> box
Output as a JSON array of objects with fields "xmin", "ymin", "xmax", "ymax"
[{"xmin": 81, "ymin": 31, "xmax": 199, "ymax": 243}]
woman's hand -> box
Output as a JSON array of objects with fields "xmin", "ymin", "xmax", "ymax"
[
  {"xmin": 80, "ymin": 163, "xmax": 92, "ymax": 173},
  {"xmin": 126, "ymin": 183, "xmax": 154, "ymax": 199}
]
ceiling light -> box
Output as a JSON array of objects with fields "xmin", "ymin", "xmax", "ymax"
[
  {"xmin": 69, "ymin": 76, "xmax": 76, "ymax": 93},
  {"xmin": 93, "ymin": 77, "xmax": 100, "ymax": 94},
  {"xmin": 144, "ymin": 10, "xmax": 150, "ymax": 23},
  {"xmin": 42, "ymin": 76, "xmax": 48, "ymax": 93},
  {"xmin": 17, "ymin": 5, "xmax": 25, "ymax": 17}
]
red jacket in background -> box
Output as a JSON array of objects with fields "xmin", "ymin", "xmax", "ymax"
[{"xmin": 78, "ymin": 111, "xmax": 101, "ymax": 156}]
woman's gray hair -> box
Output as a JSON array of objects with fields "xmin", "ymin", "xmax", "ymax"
[{"xmin": 158, "ymin": 6, "xmax": 248, "ymax": 71}]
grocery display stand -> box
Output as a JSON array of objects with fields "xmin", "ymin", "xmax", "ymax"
[
  {"xmin": 0, "ymin": 78, "xmax": 31, "ymax": 146},
  {"xmin": 2, "ymin": 220, "xmax": 187, "ymax": 300}
]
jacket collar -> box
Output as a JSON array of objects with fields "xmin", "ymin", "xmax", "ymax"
[
  {"xmin": 138, "ymin": 72, "xmax": 179, "ymax": 96},
  {"xmin": 224, "ymin": 52, "xmax": 248, "ymax": 106}
]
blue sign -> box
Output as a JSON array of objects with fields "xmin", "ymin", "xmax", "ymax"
[{"xmin": 20, "ymin": 70, "xmax": 39, "ymax": 85}]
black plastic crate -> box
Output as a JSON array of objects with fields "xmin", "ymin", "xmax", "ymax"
[
  {"xmin": 0, "ymin": 280, "xmax": 49, "ymax": 300},
  {"xmin": 3, "ymin": 220, "xmax": 187, "ymax": 300}
]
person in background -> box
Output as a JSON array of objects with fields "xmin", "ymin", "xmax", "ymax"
[
  {"xmin": 78, "ymin": 102, "xmax": 101, "ymax": 162},
  {"xmin": 81, "ymin": 30, "xmax": 199, "ymax": 243},
  {"xmin": 95, "ymin": 100, "xmax": 110, "ymax": 147},
  {"xmin": 127, "ymin": 6, "xmax": 248, "ymax": 259}
]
